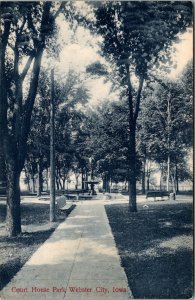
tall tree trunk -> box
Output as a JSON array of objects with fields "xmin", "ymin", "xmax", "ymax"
[
  {"xmin": 175, "ymin": 164, "xmax": 179, "ymax": 193},
  {"xmin": 110, "ymin": 178, "xmax": 112, "ymax": 193},
  {"xmin": 171, "ymin": 175, "xmax": 176, "ymax": 194},
  {"xmin": 166, "ymin": 154, "xmax": 170, "ymax": 191},
  {"xmin": 32, "ymin": 175, "xmax": 35, "ymax": 193},
  {"xmin": 172, "ymin": 164, "xmax": 177, "ymax": 194},
  {"xmin": 0, "ymin": 2, "xmax": 53, "ymax": 236},
  {"xmin": 24, "ymin": 167, "xmax": 31, "ymax": 191},
  {"xmin": 128, "ymin": 125, "xmax": 137, "ymax": 212},
  {"xmin": 75, "ymin": 174, "xmax": 79, "ymax": 190},
  {"xmin": 147, "ymin": 176, "xmax": 150, "ymax": 191},
  {"xmin": 159, "ymin": 165, "xmax": 163, "ymax": 190},
  {"xmin": 56, "ymin": 178, "xmax": 59, "ymax": 190},
  {"xmin": 103, "ymin": 176, "xmax": 107, "ymax": 192},
  {"xmin": 36, "ymin": 161, "xmax": 42, "ymax": 197},
  {"xmin": 62, "ymin": 178, "xmax": 65, "ymax": 190},
  {"xmin": 50, "ymin": 68, "xmax": 55, "ymax": 222},
  {"xmin": 6, "ymin": 151, "xmax": 21, "ymax": 236},
  {"xmin": 46, "ymin": 167, "xmax": 49, "ymax": 191},
  {"xmin": 81, "ymin": 167, "xmax": 85, "ymax": 190},
  {"xmin": 58, "ymin": 177, "xmax": 63, "ymax": 190},
  {"xmin": 141, "ymin": 156, "xmax": 146, "ymax": 195},
  {"xmin": 0, "ymin": 148, "xmax": 7, "ymax": 193},
  {"xmin": 125, "ymin": 63, "xmax": 144, "ymax": 212}
]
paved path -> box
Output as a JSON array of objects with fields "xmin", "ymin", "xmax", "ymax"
[{"xmin": 0, "ymin": 200, "xmax": 133, "ymax": 300}]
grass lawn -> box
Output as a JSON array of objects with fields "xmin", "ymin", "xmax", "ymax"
[
  {"xmin": 105, "ymin": 199, "xmax": 193, "ymax": 299},
  {"xmin": 0, "ymin": 199, "xmax": 65, "ymax": 291}
]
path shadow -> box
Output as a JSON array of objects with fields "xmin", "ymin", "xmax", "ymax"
[{"xmin": 105, "ymin": 201, "xmax": 193, "ymax": 299}]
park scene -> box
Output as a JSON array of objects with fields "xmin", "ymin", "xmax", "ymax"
[{"xmin": 0, "ymin": 1, "xmax": 193, "ymax": 299}]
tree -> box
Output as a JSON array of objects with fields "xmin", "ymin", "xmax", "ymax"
[
  {"xmin": 84, "ymin": 100, "xmax": 142, "ymax": 191},
  {"xmin": 138, "ymin": 61, "xmax": 193, "ymax": 192},
  {"xmin": 0, "ymin": 2, "xmax": 64, "ymax": 236},
  {"xmin": 25, "ymin": 68, "xmax": 90, "ymax": 193},
  {"xmin": 91, "ymin": 1, "xmax": 192, "ymax": 211}
]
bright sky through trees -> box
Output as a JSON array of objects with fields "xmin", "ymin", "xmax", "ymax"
[{"xmin": 45, "ymin": 6, "xmax": 193, "ymax": 108}]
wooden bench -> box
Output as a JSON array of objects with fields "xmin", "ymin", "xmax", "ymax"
[
  {"xmin": 78, "ymin": 195, "xmax": 93, "ymax": 200},
  {"xmin": 55, "ymin": 196, "xmax": 75, "ymax": 215},
  {"xmin": 64, "ymin": 194, "xmax": 93, "ymax": 201},
  {"xmin": 38, "ymin": 196, "xmax": 50, "ymax": 201},
  {"xmin": 64, "ymin": 194, "xmax": 79, "ymax": 201},
  {"xmin": 0, "ymin": 185, "xmax": 6, "ymax": 196},
  {"xmin": 121, "ymin": 190, "xmax": 129, "ymax": 195},
  {"xmin": 146, "ymin": 191, "xmax": 170, "ymax": 201}
]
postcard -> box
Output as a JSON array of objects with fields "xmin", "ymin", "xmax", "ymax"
[{"xmin": 0, "ymin": 1, "xmax": 193, "ymax": 299}]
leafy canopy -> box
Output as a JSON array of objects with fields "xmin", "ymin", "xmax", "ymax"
[{"xmin": 94, "ymin": 1, "xmax": 192, "ymax": 77}]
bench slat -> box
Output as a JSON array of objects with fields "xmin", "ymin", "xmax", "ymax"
[
  {"xmin": 146, "ymin": 191, "xmax": 170, "ymax": 201},
  {"xmin": 59, "ymin": 203, "xmax": 74, "ymax": 211}
]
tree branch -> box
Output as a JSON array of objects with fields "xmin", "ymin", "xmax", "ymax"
[
  {"xmin": 1, "ymin": 21, "xmax": 11, "ymax": 51},
  {"xmin": 27, "ymin": 12, "xmax": 38, "ymax": 47},
  {"xmin": 18, "ymin": 17, "xmax": 26, "ymax": 34},
  {"xmin": 150, "ymin": 74, "xmax": 168, "ymax": 90},
  {"xmin": 53, "ymin": 2, "xmax": 65, "ymax": 20},
  {"xmin": 134, "ymin": 75, "xmax": 144, "ymax": 122},
  {"xmin": 8, "ymin": 42, "xmax": 14, "ymax": 51},
  {"xmin": 20, "ymin": 52, "xmax": 35, "ymax": 81},
  {"xmin": 125, "ymin": 63, "xmax": 134, "ymax": 120},
  {"xmin": 19, "ymin": 2, "xmax": 52, "ymax": 171}
]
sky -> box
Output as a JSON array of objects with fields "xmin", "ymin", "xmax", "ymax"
[
  {"xmin": 50, "ymin": 11, "xmax": 193, "ymax": 108},
  {"xmin": 169, "ymin": 30, "xmax": 193, "ymax": 78}
]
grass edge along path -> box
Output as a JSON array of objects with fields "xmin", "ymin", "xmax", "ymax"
[
  {"xmin": 0, "ymin": 201, "xmax": 69, "ymax": 291},
  {"xmin": 105, "ymin": 200, "xmax": 193, "ymax": 299}
]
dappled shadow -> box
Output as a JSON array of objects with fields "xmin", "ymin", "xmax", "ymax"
[
  {"xmin": 0, "ymin": 202, "xmax": 55, "ymax": 225},
  {"xmin": 105, "ymin": 201, "xmax": 193, "ymax": 299},
  {"xmin": 0, "ymin": 201, "xmax": 72, "ymax": 292},
  {"xmin": 0, "ymin": 203, "xmax": 125, "ymax": 298},
  {"xmin": 0, "ymin": 257, "xmax": 22, "ymax": 291},
  {"xmin": 0, "ymin": 229, "xmax": 56, "ymax": 291}
]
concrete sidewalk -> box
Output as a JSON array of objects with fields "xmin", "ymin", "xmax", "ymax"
[{"xmin": 0, "ymin": 200, "xmax": 133, "ymax": 300}]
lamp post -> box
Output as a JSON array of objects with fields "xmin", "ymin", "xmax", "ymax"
[
  {"xmin": 50, "ymin": 68, "xmax": 55, "ymax": 222},
  {"xmin": 166, "ymin": 93, "xmax": 171, "ymax": 192}
]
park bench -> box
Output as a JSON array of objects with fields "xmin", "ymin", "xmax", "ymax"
[
  {"xmin": 64, "ymin": 194, "xmax": 79, "ymax": 201},
  {"xmin": 38, "ymin": 195, "xmax": 50, "ymax": 201},
  {"xmin": 121, "ymin": 190, "xmax": 129, "ymax": 195},
  {"xmin": 110, "ymin": 189, "xmax": 119, "ymax": 193},
  {"xmin": 0, "ymin": 184, "xmax": 6, "ymax": 196},
  {"xmin": 55, "ymin": 196, "xmax": 75, "ymax": 215},
  {"xmin": 64, "ymin": 194, "xmax": 93, "ymax": 200},
  {"xmin": 146, "ymin": 191, "xmax": 170, "ymax": 201},
  {"xmin": 78, "ymin": 195, "xmax": 93, "ymax": 200},
  {"xmin": 64, "ymin": 189, "xmax": 88, "ymax": 195}
]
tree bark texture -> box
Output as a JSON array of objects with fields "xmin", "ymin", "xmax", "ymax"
[
  {"xmin": 141, "ymin": 157, "xmax": 146, "ymax": 195},
  {"xmin": 5, "ymin": 146, "xmax": 21, "ymax": 236},
  {"xmin": 128, "ymin": 125, "xmax": 137, "ymax": 212},
  {"xmin": 125, "ymin": 62, "xmax": 144, "ymax": 212},
  {"xmin": 50, "ymin": 68, "xmax": 55, "ymax": 222},
  {"xmin": 166, "ymin": 154, "xmax": 170, "ymax": 191},
  {"xmin": 0, "ymin": 2, "xmax": 52, "ymax": 236},
  {"xmin": 147, "ymin": 177, "xmax": 150, "ymax": 191},
  {"xmin": 0, "ymin": 148, "xmax": 6, "ymax": 190},
  {"xmin": 37, "ymin": 161, "xmax": 42, "ymax": 197}
]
